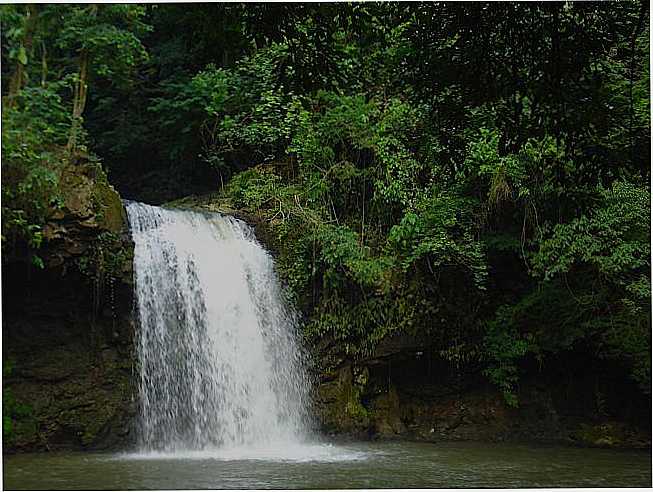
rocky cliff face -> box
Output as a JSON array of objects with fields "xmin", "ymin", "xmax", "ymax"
[
  {"xmin": 2, "ymin": 162, "xmax": 136, "ymax": 452},
  {"xmin": 313, "ymin": 331, "xmax": 651, "ymax": 449}
]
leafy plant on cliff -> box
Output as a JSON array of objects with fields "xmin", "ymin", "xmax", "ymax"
[
  {"xmin": 485, "ymin": 180, "xmax": 651, "ymax": 404},
  {"xmin": 217, "ymin": 91, "xmax": 489, "ymax": 357},
  {"xmin": 1, "ymin": 84, "xmax": 68, "ymax": 263},
  {"xmin": 531, "ymin": 181, "xmax": 651, "ymax": 393}
]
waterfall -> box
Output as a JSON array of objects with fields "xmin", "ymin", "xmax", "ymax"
[{"xmin": 126, "ymin": 201, "xmax": 312, "ymax": 453}]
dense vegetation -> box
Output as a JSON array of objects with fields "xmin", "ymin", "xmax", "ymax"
[{"xmin": 2, "ymin": 2, "xmax": 650, "ymax": 406}]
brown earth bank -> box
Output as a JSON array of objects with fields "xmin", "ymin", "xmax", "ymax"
[{"xmin": 2, "ymin": 186, "xmax": 650, "ymax": 453}]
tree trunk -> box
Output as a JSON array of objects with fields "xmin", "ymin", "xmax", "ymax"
[
  {"xmin": 41, "ymin": 41, "xmax": 48, "ymax": 87},
  {"xmin": 67, "ymin": 49, "xmax": 89, "ymax": 152},
  {"xmin": 6, "ymin": 62, "xmax": 25, "ymax": 107},
  {"xmin": 67, "ymin": 4, "xmax": 98, "ymax": 154},
  {"xmin": 4, "ymin": 5, "xmax": 37, "ymax": 112}
]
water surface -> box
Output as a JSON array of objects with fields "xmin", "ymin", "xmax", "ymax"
[{"xmin": 4, "ymin": 440, "xmax": 651, "ymax": 489}]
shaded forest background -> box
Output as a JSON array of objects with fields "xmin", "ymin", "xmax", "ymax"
[{"xmin": 1, "ymin": 2, "xmax": 650, "ymax": 414}]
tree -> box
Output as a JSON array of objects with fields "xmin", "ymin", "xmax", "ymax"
[{"xmin": 54, "ymin": 4, "xmax": 149, "ymax": 152}]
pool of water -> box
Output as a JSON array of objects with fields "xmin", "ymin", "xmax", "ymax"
[{"xmin": 3, "ymin": 440, "xmax": 651, "ymax": 489}]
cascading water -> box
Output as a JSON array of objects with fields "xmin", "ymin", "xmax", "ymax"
[{"xmin": 126, "ymin": 201, "xmax": 313, "ymax": 454}]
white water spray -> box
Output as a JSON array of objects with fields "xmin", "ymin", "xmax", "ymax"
[{"xmin": 126, "ymin": 202, "xmax": 313, "ymax": 453}]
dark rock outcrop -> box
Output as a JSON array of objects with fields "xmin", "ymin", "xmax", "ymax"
[
  {"xmin": 313, "ymin": 333, "xmax": 651, "ymax": 449},
  {"xmin": 2, "ymin": 162, "xmax": 135, "ymax": 453}
]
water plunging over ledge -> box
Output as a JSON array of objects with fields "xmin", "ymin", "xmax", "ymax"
[{"xmin": 125, "ymin": 201, "xmax": 313, "ymax": 455}]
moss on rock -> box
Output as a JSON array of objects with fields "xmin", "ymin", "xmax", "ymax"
[
  {"xmin": 316, "ymin": 364, "xmax": 370, "ymax": 435},
  {"xmin": 571, "ymin": 422, "xmax": 632, "ymax": 448},
  {"xmin": 94, "ymin": 178, "xmax": 125, "ymax": 233},
  {"xmin": 56, "ymin": 162, "xmax": 125, "ymax": 231}
]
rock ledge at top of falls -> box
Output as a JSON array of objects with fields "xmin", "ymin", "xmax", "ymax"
[
  {"xmin": 164, "ymin": 192, "xmax": 278, "ymax": 252},
  {"xmin": 164, "ymin": 191, "xmax": 259, "ymax": 224}
]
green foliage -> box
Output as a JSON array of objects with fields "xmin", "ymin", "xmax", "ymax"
[
  {"xmin": 1, "ymin": 84, "xmax": 69, "ymax": 257},
  {"xmin": 289, "ymin": 92, "xmax": 378, "ymax": 170},
  {"xmin": 207, "ymin": 3, "xmax": 649, "ymax": 404},
  {"xmin": 227, "ymin": 167, "xmax": 284, "ymax": 210},
  {"xmin": 8, "ymin": 85, "xmax": 74, "ymax": 143},
  {"xmin": 387, "ymin": 191, "xmax": 487, "ymax": 289},
  {"xmin": 1, "ymin": 3, "xmax": 149, "ymax": 262},
  {"xmin": 462, "ymin": 125, "xmax": 573, "ymax": 212},
  {"xmin": 211, "ymin": 44, "xmax": 298, "ymax": 158},
  {"xmin": 56, "ymin": 4, "xmax": 150, "ymax": 84},
  {"xmin": 485, "ymin": 181, "xmax": 651, "ymax": 403},
  {"xmin": 532, "ymin": 181, "xmax": 650, "ymax": 283},
  {"xmin": 484, "ymin": 306, "xmax": 532, "ymax": 407},
  {"xmin": 215, "ymin": 89, "xmax": 490, "ymax": 358},
  {"xmin": 532, "ymin": 181, "xmax": 651, "ymax": 393},
  {"xmin": 151, "ymin": 43, "xmax": 299, "ymax": 167}
]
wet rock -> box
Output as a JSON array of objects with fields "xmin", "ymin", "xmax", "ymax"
[
  {"xmin": 569, "ymin": 421, "xmax": 650, "ymax": 449},
  {"xmin": 371, "ymin": 386, "xmax": 405, "ymax": 437},
  {"xmin": 315, "ymin": 364, "xmax": 370, "ymax": 435}
]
